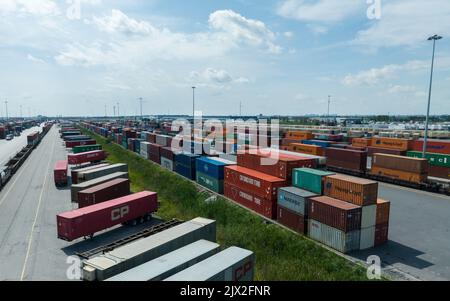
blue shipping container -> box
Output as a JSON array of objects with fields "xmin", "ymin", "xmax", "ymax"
[
  {"xmin": 302, "ymin": 140, "xmax": 331, "ymax": 148},
  {"xmin": 175, "ymin": 162, "xmax": 196, "ymax": 180},
  {"xmin": 175, "ymin": 153, "xmax": 200, "ymax": 167},
  {"xmin": 195, "ymin": 157, "xmax": 230, "ymax": 180}
]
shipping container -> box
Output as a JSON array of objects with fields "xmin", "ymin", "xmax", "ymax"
[
  {"xmin": 288, "ymin": 143, "xmax": 324, "ymax": 156},
  {"xmin": 360, "ymin": 226, "xmax": 375, "ymax": 250},
  {"xmin": 219, "ymin": 153, "xmax": 237, "ymax": 163},
  {"xmin": 372, "ymin": 153, "xmax": 428, "ymax": 174},
  {"xmin": 82, "ymin": 217, "xmax": 216, "ymax": 281},
  {"xmin": 376, "ymin": 199, "xmax": 390, "ymax": 225},
  {"xmin": 407, "ymin": 151, "xmax": 450, "ymax": 168},
  {"xmin": 370, "ymin": 166, "xmax": 427, "ymax": 184},
  {"xmin": 309, "ymin": 196, "xmax": 362, "ymax": 232},
  {"xmin": 196, "ymin": 172, "xmax": 224, "ymax": 194},
  {"xmin": 70, "ymin": 163, "xmax": 110, "ymax": 185},
  {"xmin": 375, "ymin": 223, "xmax": 389, "ymax": 246},
  {"xmin": 149, "ymin": 143, "xmax": 162, "ymax": 164},
  {"xmin": 224, "ymin": 165, "xmax": 287, "ymax": 201},
  {"xmin": 196, "ymin": 157, "xmax": 235, "ymax": 180},
  {"xmin": 68, "ymin": 150, "xmax": 107, "ymax": 165},
  {"xmin": 57, "ymin": 191, "xmax": 157, "ymax": 242},
  {"xmin": 72, "ymin": 143, "xmax": 101, "ymax": 153},
  {"xmin": 324, "ymin": 174, "xmax": 378, "ymax": 206},
  {"xmin": 302, "ymin": 140, "xmax": 331, "ymax": 148},
  {"xmin": 107, "ymin": 240, "xmax": 220, "ymax": 281},
  {"xmin": 410, "ymin": 139, "xmax": 450, "ymax": 154},
  {"xmin": 156, "ymin": 134, "xmax": 172, "ymax": 147},
  {"xmin": 285, "ymin": 131, "xmax": 313, "ymax": 140},
  {"xmin": 224, "ymin": 182, "xmax": 276, "ymax": 219},
  {"xmin": 352, "ymin": 138, "xmax": 372, "ymax": 148},
  {"xmin": 278, "ymin": 186, "xmax": 317, "ymax": 216},
  {"xmin": 77, "ymin": 163, "xmax": 128, "ymax": 183},
  {"xmin": 64, "ymin": 135, "xmax": 91, "ymax": 141},
  {"xmin": 54, "ymin": 160, "xmax": 68, "ymax": 187},
  {"xmin": 367, "ymin": 146, "xmax": 406, "ymax": 157},
  {"xmin": 237, "ymin": 152, "xmax": 316, "ymax": 180},
  {"xmin": 429, "ymin": 165, "xmax": 450, "ymax": 179},
  {"xmin": 277, "ymin": 205, "xmax": 306, "ymax": 234},
  {"xmin": 27, "ymin": 132, "xmax": 39, "ymax": 146},
  {"xmin": 371, "ymin": 137, "xmax": 411, "ymax": 151},
  {"xmin": 161, "ymin": 157, "xmax": 174, "ymax": 171},
  {"xmin": 77, "ymin": 178, "xmax": 130, "ymax": 208},
  {"xmin": 71, "ymin": 172, "xmax": 129, "ymax": 203},
  {"xmin": 308, "ymin": 219, "xmax": 360, "ymax": 254},
  {"xmin": 160, "ymin": 146, "xmax": 175, "ymax": 161},
  {"xmin": 325, "ymin": 148, "xmax": 368, "ymax": 173},
  {"xmin": 292, "ymin": 168, "xmax": 335, "ymax": 194},
  {"xmin": 165, "ymin": 247, "xmax": 255, "ymax": 281},
  {"xmin": 361, "ymin": 205, "xmax": 377, "ymax": 228}
]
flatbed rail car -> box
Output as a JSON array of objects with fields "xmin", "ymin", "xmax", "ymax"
[{"xmin": 325, "ymin": 165, "xmax": 446, "ymax": 195}]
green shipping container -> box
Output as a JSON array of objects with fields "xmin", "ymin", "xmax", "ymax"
[
  {"xmin": 122, "ymin": 140, "xmax": 128, "ymax": 149},
  {"xmin": 196, "ymin": 171, "xmax": 223, "ymax": 194},
  {"xmin": 292, "ymin": 168, "xmax": 335, "ymax": 194},
  {"xmin": 73, "ymin": 144, "xmax": 102, "ymax": 154},
  {"xmin": 407, "ymin": 151, "xmax": 450, "ymax": 168}
]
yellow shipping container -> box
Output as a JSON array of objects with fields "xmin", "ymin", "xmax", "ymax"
[
  {"xmin": 371, "ymin": 137, "xmax": 411, "ymax": 151},
  {"xmin": 352, "ymin": 138, "xmax": 372, "ymax": 148},
  {"xmin": 290, "ymin": 143, "xmax": 324, "ymax": 156},
  {"xmin": 286, "ymin": 131, "xmax": 314, "ymax": 140}
]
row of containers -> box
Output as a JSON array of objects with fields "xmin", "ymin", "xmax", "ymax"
[
  {"xmin": 78, "ymin": 122, "xmax": 390, "ymax": 254},
  {"xmin": 0, "ymin": 120, "xmax": 39, "ymax": 139},
  {"xmin": 281, "ymin": 131, "xmax": 450, "ymax": 182},
  {"xmin": 55, "ymin": 126, "xmax": 255, "ymax": 281}
]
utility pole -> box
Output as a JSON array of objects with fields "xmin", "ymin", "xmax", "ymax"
[
  {"xmin": 117, "ymin": 102, "xmax": 120, "ymax": 117},
  {"xmin": 105, "ymin": 104, "xmax": 107, "ymax": 117},
  {"xmin": 423, "ymin": 34, "xmax": 443, "ymax": 158},
  {"xmin": 5, "ymin": 101, "xmax": 8, "ymax": 121},
  {"xmin": 113, "ymin": 106, "xmax": 116, "ymax": 117},
  {"xmin": 327, "ymin": 95, "xmax": 331, "ymax": 117},
  {"xmin": 138, "ymin": 97, "xmax": 143, "ymax": 119},
  {"xmin": 192, "ymin": 87, "xmax": 196, "ymax": 121},
  {"xmin": 20, "ymin": 105, "xmax": 22, "ymax": 119},
  {"xmin": 239, "ymin": 101, "xmax": 242, "ymax": 117}
]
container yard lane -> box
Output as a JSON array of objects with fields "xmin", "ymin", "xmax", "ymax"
[{"xmin": 352, "ymin": 183, "xmax": 450, "ymax": 281}]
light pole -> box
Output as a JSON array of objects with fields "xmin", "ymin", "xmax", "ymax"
[
  {"xmin": 5, "ymin": 101, "xmax": 8, "ymax": 121},
  {"xmin": 192, "ymin": 87, "xmax": 196, "ymax": 121},
  {"xmin": 138, "ymin": 97, "xmax": 143, "ymax": 119},
  {"xmin": 423, "ymin": 34, "xmax": 442, "ymax": 158},
  {"xmin": 327, "ymin": 95, "xmax": 331, "ymax": 117},
  {"xmin": 117, "ymin": 102, "xmax": 120, "ymax": 117}
]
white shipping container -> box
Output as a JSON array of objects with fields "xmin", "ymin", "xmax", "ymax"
[
  {"xmin": 359, "ymin": 226, "xmax": 375, "ymax": 250},
  {"xmin": 156, "ymin": 135, "xmax": 171, "ymax": 147},
  {"xmin": 140, "ymin": 141, "xmax": 150, "ymax": 158},
  {"xmin": 161, "ymin": 157, "xmax": 174, "ymax": 171},
  {"xmin": 308, "ymin": 219, "xmax": 360, "ymax": 254},
  {"xmin": 165, "ymin": 247, "xmax": 255, "ymax": 281},
  {"xmin": 107, "ymin": 240, "xmax": 220, "ymax": 281},
  {"xmin": 82, "ymin": 217, "xmax": 216, "ymax": 281},
  {"xmin": 361, "ymin": 204, "xmax": 377, "ymax": 228}
]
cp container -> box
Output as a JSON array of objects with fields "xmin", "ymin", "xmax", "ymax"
[
  {"xmin": 308, "ymin": 219, "xmax": 360, "ymax": 254},
  {"xmin": 71, "ymin": 172, "xmax": 129, "ymax": 203},
  {"xmin": 68, "ymin": 150, "xmax": 107, "ymax": 165},
  {"xmin": 224, "ymin": 165, "xmax": 287, "ymax": 201},
  {"xmin": 77, "ymin": 178, "xmax": 130, "ymax": 208},
  {"xmin": 278, "ymin": 186, "xmax": 318, "ymax": 216},
  {"xmin": 309, "ymin": 196, "xmax": 362, "ymax": 232},
  {"xmin": 165, "ymin": 247, "xmax": 255, "ymax": 281},
  {"xmin": 277, "ymin": 205, "xmax": 306, "ymax": 234},
  {"xmin": 107, "ymin": 240, "xmax": 220, "ymax": 281},
  {"xmin": 82, "ymin": 217, "xmax": 216, "ymax": 281},
  {"xmin": 324, "ymin": 174, "xmax": 378, "ymax": 206},
  {"xmin": 292, "ymin": 168, "xmax": 335, "ymax": 194},
  {"xmin": 57, "ymin": 191, "xmax": 158, "ymax": 242},
  {"xmin": 53, "ymin": 160, "xmax": 68, "ymax": 187}
]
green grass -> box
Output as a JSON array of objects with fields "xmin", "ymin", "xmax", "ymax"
[{"xmin": 82, "ymin": 129, "xmax": 373, "ymax": 281}]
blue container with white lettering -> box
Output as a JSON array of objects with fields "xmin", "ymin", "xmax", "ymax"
[{"xmin": 195, "ymin": 157, "xmax": 235, "ymax": 180}]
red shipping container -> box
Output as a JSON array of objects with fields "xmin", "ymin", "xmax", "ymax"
[
  {"xmin": 375, "ymin": 223, "xmax": 389, "ymax": 246},
  {"xmin": 57, "ymin": 191, "xmax": 158, "ymax": 242},
  {"xmin": 224, "ymin": 165, "xmax": 287, "ymax": 201},
  {"xmin": 367, "ymin": 146, "xmax": 406, "ymax": 157},
  {"xmin": 78, "ymin": 178, "xmax": 131, "ymax": 208},
  {"xmin": 410, "ymin": 139, "xmax": 450, "ymax": 155},
  {"xmin": 376, "ymin": 199, "xmax": 391, "ymax": 225},
  {"xmin": 160, "ymin": 146, "xmax": 175, "ymax": 161},
  {"xmin": 54, "ymin": 160, "xmax": 68, "ymax": 187},
  {"xmin": 308, "ymin": 196, "xmax": 362, "ymax": 232},
  {"xmin": 224, "ymin": 182, "xmax": 276, "ymax": 219},
  {"xmin": 147, "ymin": 133, "xmax": 156, "ymax": 143},
  {"xmin": 277, "ymin": 205, "xmax": 306, "ymax": 234},
  {"xmin": 429, "ymin": 165, "xmax": 450, "ymax": 179},
  {"xmin": 325, "ymin": 148, "xmax": 368, "ymax": 172},
  {"xmin": 237, "ymin": 152, "xmax": 316, "ymax": 180},
  {"xmin": 65, "ymin": 140, "xmax": 97, "ymax": 148},
  {"xmin": 149, "ymin": 143, "xmax": 161, "ymax": 164},
  {"xmin": 68, "ymin": 150, "xmax": 107, "ymax": 165}
]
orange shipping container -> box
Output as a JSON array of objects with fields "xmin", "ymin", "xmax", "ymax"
[
  {"xmin": 324, "ymin": 174, "xmax": 378, "ymax": 206},
  {"xmin": 372, "ymin": 153, "xmax": 428, "ymax": 174},
  {"xmin": 289, "ymin": 143, "xmax": 324, "ymax": 156},
  {"xmin": 371, "ymin": 137, "xmax": 411, "ymax": 151},
  {"xmin": 376, "ymin": 199, "xmax": 390, "ymax": 225},
  {"xmin": 286, "ymin": 131, "xmax": 313, "ymax": 140},
  {"xmin": 370, "ymin": 166, "xmax": 427, "ymax": 184},
  {"xmin": 352, "ymin": 138, "xmax": 372, "ymax": 148}
]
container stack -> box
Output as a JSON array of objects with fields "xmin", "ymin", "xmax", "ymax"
[{"xmin": 175, "ymin": 153, "xmax": 199, "ymax": 180}]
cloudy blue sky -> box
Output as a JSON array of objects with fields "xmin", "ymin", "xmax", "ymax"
[{"xmin": 0, "ymin": 0, "xmax": 449, "ymax": 117}]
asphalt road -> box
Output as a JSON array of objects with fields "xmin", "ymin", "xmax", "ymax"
[
  {"xmin": 0, "ymin": 126, "xmax": 161, "ymax": 281},
  {"xmin": 0, "ymin": 126, "xmax": 42, "ymax": 167}
]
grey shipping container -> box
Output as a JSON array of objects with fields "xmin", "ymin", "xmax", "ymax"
[
  {"xmin": 107, "ymin": 240, "xmax": 220, "ymax": 281},
  {"xmin": 360, "ymin": 226, "xmax": 375, "ymax": 250},
  {"xmin": 82, "ymin": 217, "xmax": 216, "ymax": 281},
  {"xmin": 165, "ymin": 246, "xmax": 255, "ymax": 281},
  {"xmin": 361, "ymin": 204, "xmax": 377, "ymax": 228},
  {"xmin": 308, "ymin": 219, "xmax": 360, "ymax": 253},
  {"xmin": 71, "ymin": 172, "xmax": 129, "ymax": 203},
  {"xmin": 278, "ymin": 186, "xmax": 318, "ymax": 216},
  {"xmin": 77, "ymin": 163, "xmax": 128, "ymax": 183},
  {"xmin": 161, "ymin": 157, "xmax": 174, "ymax": 171}
]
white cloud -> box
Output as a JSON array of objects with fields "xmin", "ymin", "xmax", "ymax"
[
  {"xmin": 283, "ymin": 31, "xmax": 294, "ymax": 38},
  {"xmin": 93, "ymin": 9, "xmax": 153, "ymax": 36},
  {"xmin": 209, "ymin": 9, "xmax": 281, "ymax": 54},
  {"xmin": 0, "ymin": 0, "xmax": 59, "ymax": 16},
  {"xmin": 354, "ymin": 0, "xmax": 450, "ymax": 48},
  {"xmin": 55, "ymin": 43, "xmax": 119, "ymax": 67},
  {"xmin": 387, "ymin": 85, "xmax": 417, "ymax": 94},
  {"xmin": 189, "ymin": 68, "xmax": 249, "ymax": 88},
  {"xmin": 27, "ymin": 54, "xmax": 45, "ymax": 63},
  {"xmin": 277, "ymin": 0, "xmax": 364, "ymax": 23}
]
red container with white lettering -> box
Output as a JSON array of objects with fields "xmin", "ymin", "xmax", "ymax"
[
  {"xmin": 56, "ymin": 191, "xmax": 158, "ymax": 242},
  {"xmin": 224, "ymin": 165, "xmax": 287, "ymax": 201},
  {"xmin": 67, "ymin": 150, "xmax": 107, "ymax": 165}
]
